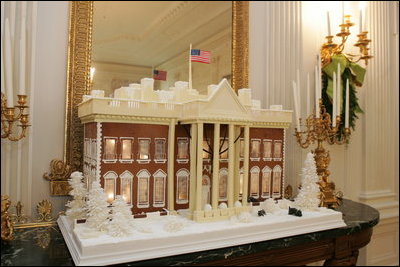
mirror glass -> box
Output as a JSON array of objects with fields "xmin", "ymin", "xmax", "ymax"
[{"xmin": 91, "ymin": 1, "xmax": 232, "ymax": 96}]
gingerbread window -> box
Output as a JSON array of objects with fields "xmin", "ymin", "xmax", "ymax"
[
  {"xmin": 153, "ymin": 169, "xmax": 166, "ymax": 207},
  {"xmin": 176, "ymin": 169, "xmax": 189, "ymax": 204},
  {"xmin": 103, "ymin": 137, "xmax": 118, "ymax": 163},
  {"xmin": 104, "ymin": 171, "xmax": 117, "ymax": 203},
  {"xmin": 262, "ymin": 166, "xmax": 272, "ymax": 198},
  {"xmin": 137, "ymin": 170, "xmax": 150, "ymax": 208},
  {"xmin": 154, "ymin": 138, "xmax": 166, "ymax": 163},
  {"xmin": 250, "ymin": 139, "xmax": 261, "ymax": 161},
  {"xmin": 273, "ymin": 140, "xmax": 283, "ymax": 161},
  {"xmin": 219, "ymin": 168, "xmax": 228, "ymax": 201},
  {"xmin": 137, "ymin": 138, "xmax": 151, "ymax": 163},
  {"xmin": 177, "ymin": 138, "xmax": 189, "ymax": 163},
  {"xmin": 250, "ymin": 166, "xmax": 260, "ymax": 198},
  {"xmin": 263, "ymin": 139, "xmax": 273, "ymax": 161},
  {"xmin": 120, "ymin": 171, "xmax": 133, "ymax": 204},
  {"xmin": 272, "ymin": 165, "xmax": 282, "ymax": 197}
]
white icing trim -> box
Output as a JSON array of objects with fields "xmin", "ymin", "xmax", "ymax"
[{"xmin": 96, "ymin": 122, "xmax": 102, "ymax": 181}]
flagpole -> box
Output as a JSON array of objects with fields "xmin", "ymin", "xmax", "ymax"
[{"xmin": 189, "ymin": 43, "xmax": 192, "ymax": 90}]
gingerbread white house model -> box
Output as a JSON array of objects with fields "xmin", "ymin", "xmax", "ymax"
[{"xmin": 78, "ymin": 78, "xmax": 292, "ymax": 222}]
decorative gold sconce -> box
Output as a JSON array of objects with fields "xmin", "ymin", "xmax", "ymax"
[
  {"xmin": 321, "ymin": 15, "xmax": 372, "ymax": 66},
  {"xmin": 1, "ymin": 93, "xmax": 31, "ymax": 141}
]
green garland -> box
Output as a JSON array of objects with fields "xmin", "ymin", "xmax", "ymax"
[{"xmin": 322, "ymin": 54, "xmax": 365, "ymax": 140}]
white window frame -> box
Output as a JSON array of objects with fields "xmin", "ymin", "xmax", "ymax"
[
  {"xmin": 119, "ymin": 137, "xmax": 134, "ymax": 163},
  {"xmin": 137, "ymin": 138, "xmax": 151, "ymax": 164},
  {"xmin": 176, "ymin": 137, "xmax": 189, "ymax": 164},
  {"xmin": 119, "ymin": 170, "xmax": 133, "ymax": 205},
  {"xmin": 262, "ymin": 139, "xmax": 273, "ymax": 161},
  {"xmin": 137, "ymin": 170, "xmax": 151, "ymax": 208},
  {"xmin": 261, "ymin": 166, "xmax": 272, "ymax": 198},
  {"xmin": 250, "ymin": 166, "xmax": 260, "ymax": 198},
  {"xmin": 176, "ymin": 168, "xmax": 189, "ymax": 204},
  {"xmin": 219, "ymin": 138, "xmax": 229, "ymax": 162},
  {"xmin": 154, "ymin": 138, "xmax": 167, "ymax": 163},
  {"xmin": 219, "ymin": 168, "xmax": 228, "ymax": 201},
  {"xmin": 104, "ymin": 171, "xmax": 118, "ymax": 202},
  {"xmin": 272, "ymin": 165, "xmax": 282, "ymax": 198},
  {"xmin": 273, "ymin": 140, "xmax": 283, "ymax": 161},
  {"xmin": 153, "ymin": 169, "xmax": 167, "ymax": 207},
  {"xmin": 91, "ymin": 139, "xmax": 97, "ymax": 166},
  {"xmin": 103, "ymin": 136, "xmax": 118, "ymax": 163},
  {"xmin": 84, "ymin": 138, "xmax": 90, "ymax": 162},
  {"xmin": 250, "ymin": 139, "xmax": 261, "ymax": 161},
  {"xmin": 239, "ymin": 138, "xmax": 245, "ymax": 161}
]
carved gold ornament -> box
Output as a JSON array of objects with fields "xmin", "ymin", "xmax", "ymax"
[
  {"xmin": 43, "ymin": 159, "xmax": 72, "ymax": 196},
  {"xmin": 1, "ymin": 195, "xmax": 14, "ymax": 241},
  {"xmin": 36, "ymin": 200, "xmax": 53, "ymax": 222}
]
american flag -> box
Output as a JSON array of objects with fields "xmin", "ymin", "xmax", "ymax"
[
  {"xmin": 190, "ymin": 49, "xmax": 211, "ymax": 64},
  {"xmin": 153, "ymin": 70, "xmax": 167, "ymax": 81}
]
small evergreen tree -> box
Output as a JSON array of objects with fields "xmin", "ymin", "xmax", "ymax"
[
  {"xmin": 107, "ymin": 196, "xmax": 133, "ymax": 237},
  {"xmin": 86, "ymin": 179, "xmax": 110, "ymax": 232},
  {"xmin": 294, "ymin": 152, "xmax": 321, "ymax": 210},
  {"xmin": 66, "ymin": 171, "xmax": 87, "ymax": 219}
]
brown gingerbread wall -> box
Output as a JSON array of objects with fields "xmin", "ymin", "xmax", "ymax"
[
  {"xmin": 248, "ymin": 127, "xmax": 284, "ymax": 201},
  {"xmin": 99, "ymin": 122, "xmax": 169, "ymax": 215}
]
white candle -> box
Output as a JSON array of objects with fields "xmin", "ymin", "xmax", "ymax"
[
  {"xmin": 307, "ymin": 72, "xmax": 310, "ymax": 115},
  {"xmin": 4, "ymin": 19, "xmax": 14, "ymax": 107},
  {"xmin": 327, "ymin": 11, "xmax": 331, "ymax": 36},
  {"xmin": 337, "ymin": 63, "xmax": 341, "ymax": 115},
  {"xmin": 359, "ymin": 8, "xmax": 363, "ymax": 33},
  {"xmin": 345, "ymin": 79, "xmax": 349, "ymax": 128},
  {"xmin": 292, "ymin": 81, "xmax": 300, "ymax": 129},
  {"xmin": 332, "ymin": 72, "xmax": 337, "ymax": 127},
  {"xmin": 296, "ymin": 69, "xmax": 301, "ymax": 118},
  {"xmin": 315, "ymin": 65, "xmax": 320, "ymax": 118},
  {"xmin": 342, "ymin": 1, "xmax": 345, "ymax": 24},
  {"xmin": 19, "ymin": 17, "xmax": 26, "ymax": 95}
]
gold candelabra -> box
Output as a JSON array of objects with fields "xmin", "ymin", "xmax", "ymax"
[
  {"xmin": 1, "ymin": 92, "xmax": 30, "ymax": 141},
  {"xmin": 321, "ymin": 15, "xmax": 372, "ymax": 66},
  {"xmin": 295, "ymin": 100, "xmax": 350, "ymax": 208}
]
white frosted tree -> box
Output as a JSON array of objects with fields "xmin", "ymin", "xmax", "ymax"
[
  {"xmin": 107, "ymin": 195, "xmax": 134, "ymax": 237},
  {"xmin": 86, "ymin": 179, "xmax": 110, "ymax": 232},
  {"xmin": 294, "ymin": 152, "xmax": 321, "ymax": 210},
  {"xmin": 66, "ymin": 171, "xmax": 88, "ymax": 219}
]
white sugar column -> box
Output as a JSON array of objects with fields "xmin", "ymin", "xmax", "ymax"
[
  {"xmin": 195, "ymin": 122, "xmax": 204, "ymax": 211},
  {"xmin": 242, "ymin": 125, "xmax": 250, "ymax": 206},
  {"xmin": 227, "ymin": 123, "xmax": 235, "ymax": 207},
  {"xmin": 233, "ymin": 125, "xmax": 241, "ymax": 201},
  {"xmin": 211, "ymin": 123, "xmax": 220, "ymax": 209},
  {"xmin": 189, "ymin": 123, "xmax": 197, "ymax": 212},
  {"xmin": 167, "ymin": 119, "xmax": 176, "ymax": 211}
]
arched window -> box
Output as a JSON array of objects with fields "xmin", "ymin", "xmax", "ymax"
[
  {"xmin": 120, "ymin": 171, "xmax": 133, "ymax": 204},
  {"xmin": 250, "ymin": 166, "xmax": 260, "ymax": 198},
  {"xmin": 153, "ymin": 169, "xmax": 167, "ymax": 207},
  {"xmin": 104, "ymin": 171, "xmax": 118, "ymax": 203},
  {"xmin": 262, "ymin": 166, "xmax": 272, "ymax": 198},
  {"xmin": 272, "ymin": 165, "xmax": 282, "ymax": 197},
  {"xmin": 219, "ymin": 168, "xmax": 228, "ymax": 201},
  {"xmin": 176, "ymin": 169, "xmax": 189, "ymax": 204},
  {"xmin": 137, "ymin": 170, "xmax": 150, "ymax": 208}
]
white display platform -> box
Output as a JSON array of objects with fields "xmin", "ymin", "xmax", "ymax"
[{"xmin": 58, "ymin": 209, "xmax": 346, "ymax": 266}]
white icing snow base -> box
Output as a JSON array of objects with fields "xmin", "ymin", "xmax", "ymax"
[{"xmin": 58, "ymin": 208, "xmax": 346, "ymax": 266}]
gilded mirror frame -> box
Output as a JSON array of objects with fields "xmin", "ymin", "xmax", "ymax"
[{"xmin": 64, "ymin": 1, "xmax": 248, "ymax": 171}]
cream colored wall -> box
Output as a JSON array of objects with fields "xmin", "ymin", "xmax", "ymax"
[
  {"xmin": 154, "ymin": 27, "xmax": 231, "ymax": 94},
  {"xmin": 91, "ymin": 61, "xmax": 152, "ymax": 97},
  {"xmin": 1, "ymin": 1, "xmax": 70, "ymax": 218},
  {"xmin": 250, "ymin": 1, "xmax": 399, "ymax": 265},
  {"xmin": 0, "ymin": 2, "xmax": 398, "ymax": 265}
]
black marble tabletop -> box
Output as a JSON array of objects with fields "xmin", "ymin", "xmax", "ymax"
[{"xmin": 1, "ymin": 199, "xmax": 379, "ymax": 266}]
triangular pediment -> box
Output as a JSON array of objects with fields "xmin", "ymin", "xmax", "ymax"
[{"xmin": 200, "ymin": 79, "xmax": 249, "ymax": 119}]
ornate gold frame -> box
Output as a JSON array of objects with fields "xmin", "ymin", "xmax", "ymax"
[{"xmin": 63, "ymin": 1, "xmax": 249, "ymax": 172}]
